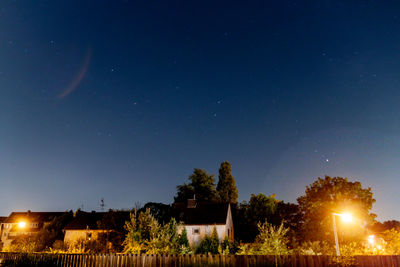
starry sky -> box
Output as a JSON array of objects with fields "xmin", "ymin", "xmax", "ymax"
[{"xmin": 1, "ymin": 0, "xmax": 400, "ymax": 221}]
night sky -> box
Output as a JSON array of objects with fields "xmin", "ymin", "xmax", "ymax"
[{"xmin": 1, "ymin": 1, "xmax": 400, "ymax": 221}]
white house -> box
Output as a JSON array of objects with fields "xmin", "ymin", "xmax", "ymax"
[{"xmin": 174, "ymin": 200, "xmax": 234, "ymax": 246}]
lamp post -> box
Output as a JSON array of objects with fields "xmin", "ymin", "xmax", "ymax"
[
  {"xmin": 332, "ymin": 213, "xmax": 353, "ymax": 256},
  {"xmin": 332, "ymin": 214, "xmax": 340, "ymax": 256}
]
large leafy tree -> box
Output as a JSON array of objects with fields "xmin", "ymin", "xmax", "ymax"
[
  {"xmin": 297, "ymin": 176, "xmax": 376, "ymax": 242},
  {"xmin": 372, "ymin": 220, "xmax": 400, "ymax": 233},
  {"xmin": 269, "ymin": 201, "xmax": 303, "ymax": 245},
  {"xmin": 141, "ymin": 202, "xmax": 171, "ymax": 224},
  {"xmin": 236, "ymin": 194, "xmax": 278, "ymax": 242},
  {"xmin": 216, "ymin": 161, "xmax": 238, "ymax": 204},
  {"xmin": 175, "ymin": 168, "xmax": 217, "ymax": 202}
]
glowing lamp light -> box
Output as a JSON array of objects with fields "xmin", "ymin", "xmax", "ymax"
[
  {"xmin": 341, "ymin": 213, "xmax": 353, "ymax": 223},
  {"xmin": 18, "ymin": 221, "xmax": 26, "ymax": 229},
  {"xmin": 368, "ymin": 235, "xmax": 375, "ymax": 245}
]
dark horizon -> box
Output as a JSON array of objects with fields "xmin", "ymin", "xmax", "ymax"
[{"xmin": 2, "ymin": 1, "xmax": 400, "ymax": 221}]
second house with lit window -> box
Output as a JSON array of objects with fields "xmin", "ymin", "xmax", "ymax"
[{"xmin": 0, "ymin": 211, "xmax": 64, "ymax": 249}]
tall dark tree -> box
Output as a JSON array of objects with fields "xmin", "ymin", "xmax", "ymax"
[
  {"xmin": 216, "ymin": 161, "xmax": 238, "ymax": 204},
  {"xmin": 297, "ymin": 176, "xmax": 376, "ymax": 243},
  {"xmin": 174, "ymin": 168, "xmax": 217, "ymax": 202}
]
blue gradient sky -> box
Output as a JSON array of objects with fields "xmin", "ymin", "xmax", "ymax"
[{"xmin": 1, "ymin": 1, "xmax": 400, "ymax": 221}]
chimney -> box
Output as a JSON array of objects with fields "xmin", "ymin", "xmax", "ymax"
[{"xmin": 187, "ymin": 194, "xmax": 197, "ymax": 208}]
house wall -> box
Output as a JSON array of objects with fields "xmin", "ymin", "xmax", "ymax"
[
  {"xmin": 0, "ymin": 222, "xmax": 40, "ymax": 250},
  {"xmin": 225, "ymin": 204, "xmax": 234, "ymax": 242},
  {"xmin": 64, "ymin": 230, "xmax": 103, "ymax": 245},
  {"xmin": 178, "ymin": 224, "xmax": 228, "ymax": 247}
]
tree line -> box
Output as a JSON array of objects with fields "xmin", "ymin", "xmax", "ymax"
[{"xmin": 3, "ymin": 161, "xmax": 400, "ymax": 255}]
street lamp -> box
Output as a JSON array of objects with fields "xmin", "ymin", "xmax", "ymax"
[
  {"xmin": 332, "ymin": 213, "xmax": 353, "ymax": 256},
  {"xmin": 367, "ymin": 235, "xmax": 375, "ymax": 245},
  {"xmin": 18, "ymin": 221, "xmax": 26, "ymax": 229}
]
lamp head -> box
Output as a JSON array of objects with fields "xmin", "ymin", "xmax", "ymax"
[
  {"xmin": 341, "ymin": 213, "xmax": 353, "ymax": 223},
  {"xmin": 368, "ymin": 235, "xmax": 375, "ymax": 245}
]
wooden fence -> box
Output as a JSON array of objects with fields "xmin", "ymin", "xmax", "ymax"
[{"xmin": 2, "ymin": 253, "xmax": 400, "ymax": 267}]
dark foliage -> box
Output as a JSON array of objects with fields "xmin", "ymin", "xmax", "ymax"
[
  {"xmin": 0, "ymin": 254, "xmax": 58, "ymax": 267},
  {"xmin": 96, "ymin": 210, "xmax": 130, "ymax": 252},
  {"xmin": 196, "ymin": 227, "xmax": 220, "ymax": 254},
  {"xmin": 216, "ymin": 161, "xmax": 238, "ymax": 204},
  {"xmin": 235, "ymin": 194, "xmax": 278, "ymax": 242},
  {"xmin": 140, "ymin": 202, "xmax": 172, "ymax": 224},
  {"xmin": 175, "ymin": 168, "xmax": 217, "ymax": 202}
]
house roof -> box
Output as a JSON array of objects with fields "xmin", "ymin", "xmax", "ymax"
[
  {"xmin": 173, "ymin": 202, "xmax": 230, "ymax": 225},
  {"xmin": 64, "ymin": 211, "xmax": 106, "ymax": 230},
  {"xmin": 3, "ymin": 212, "xmax": 65, "ymax": 224},
  {"xmin": 0, "ymin": 217, "xmax": 7, "ymax": 223}
]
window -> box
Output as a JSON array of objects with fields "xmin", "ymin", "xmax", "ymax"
[
  {"xmin": 192, "ymin": 228, "xmax": 200, "ymax": 234},
  {"xmin": 206, "ymin": 225, "xmax": 210, "ymax": 234}
]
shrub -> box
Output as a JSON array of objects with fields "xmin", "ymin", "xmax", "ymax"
[
  {"xmin": 237, "ymin": 221, "xmax": 290, "ymax": 255},
  {"xmin": 196, "ymin": 226, "xmax": 220, "ymax": 254}
]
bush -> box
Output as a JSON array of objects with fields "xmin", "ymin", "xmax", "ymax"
[
  {"xmin": 296, "ymin": 241, "xmax": 333, "ymax": 255},
  {"xmin": 124, "ymin": 209, "xmax": 188, "ymax": 254},
  {"xmin": 237, "ymin": 221, "xmax": 290, "ymax": 255}
]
